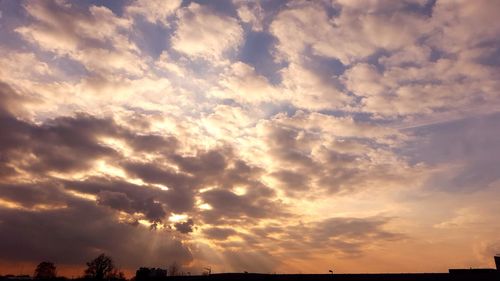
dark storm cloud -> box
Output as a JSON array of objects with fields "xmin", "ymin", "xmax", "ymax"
[
  {"xmin": 174, "ymin": 219, "xmax": 194, "ymax": 234},
  {"xmin": 66, "ymin": 177, "xmax": 170, "ymax": 223},
  {"xmin": 97, "ymin": 190, "xmax": 134, "ymax": 212},
  {"xmin": 0, "ymin": 80, "xmax": 288, "ymax": 242},
  {"xmin": 126, "ymin": 134, "xmax": 179, "ymax": 153},
  {"xmin": 0, "ymin": 90, "xmax": 286, "ymax": 230},
  {"xmin": 172, "ymin": 149, "xmax": 228, "ymax": 176},
  {"xmin": 0, "ymin": 81, "xmax": 198, "ymax": 222},
  {"xmin": 200, "ymin": 183, "xmax": 284, "ymax": 225},
  {"xmin": 0, "ymin": 199, "xmax": 193, "ymax": 268},
  {"xmin": 121, "ymin": 146, "xmax": 284, "ymax": 222},
  {"xmin": 121, "ymin": 161, "xmax": 194, "ymax": 189},
  {"xmin": 120, "ymin": 162, "xmax": 196, "ymax": 213},
  {"xmin": 0, "ymin": 85, "xmax": 170, "ymax": 179},
  {"xmin": 0, "ymin": 182, "xmax": 69, "ymax": 208},
  {"xmin": 0, "ymin": 102, "xmax": 120, "ymax": 176},
  {"xmin": 0, "ymin": 89, "xmax": 198, "ymax": 264},
  {"xmin": 123, "ymin": 147, "xmax": 263, "ymax": 191},
  {"xmin": 28, "ymin": 115, "xmax": 120, "ymax": 174}
]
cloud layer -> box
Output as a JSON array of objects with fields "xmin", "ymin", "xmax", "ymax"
[{"xmin": 0, "ymin": 0, "xmax": 499, "ymax": 275}]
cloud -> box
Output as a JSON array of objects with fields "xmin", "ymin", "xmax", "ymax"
[
  {"xmin": 429, "ymin": 0, "xmax": 500, "ymax": 54},
  {"xmin": 172, "ymin": 3, "xmax": 243, "ymax": 62},
  {"xmin": 16, "ymin": 0, "xmax": 145, "ymax": 76},
  {"xmin": 203, "ymin": 227, "xmax": 237, "ymax": 240},
  {"xmin": 210, "ymin": 215, "xmax": 402, "ymax": 262},
  {"xmin": 342, "ymin": 52, "xmax": 500, "ymax": 115},
  {"xmin": 0, "ymin": 113, "xmax": 120, "ymax": 176},
  {"xmin": 125, "ymin": 0, "xmax": 181, "ymax": 25},
  {"xmin": 2, "ymin": 0, "xmax": 500, "ymax": 274},
  {"xmin": 200, "ymin": 104, "xmax": 256, "ymax": 140},
  {"xmin": 270, "ymin": 1, "xmax": 427, "ymax": 65},
  {"xmin": 234, "ymin": 0, "xmax": 265, "ymax": 32},
  {"xmin": 0, "ymin": 48, "xmax": 52, "ymax": 82},
  {"xmin": 266, "ymin": 0, "xmax": 500, "ymax": 117},
  {"xmin": 0, "ymin": 83, "xmax": 289, "ymax": 270},
  {"xmin": 407, "ymin": 112, "xmax": 500, "ymax": 193},
  {"xmin": 279, "ymin": 62, "xmax": 351, "ymax": 111},
  {"xmin": 0, "ymin": 199, "xmax": 193, "ymax": 268},
  {"xmin": 271, "ymin": 170, "xmax": 310, "ymax": 192},
  {"xmin": 200, "ymin": 186, "xmax": 284, "ymax": 225},
  {"xmin": 174, "ymin": 219, "xmax": 195, "ymax": 234},
  {"xmin": 210, "ymin": 62, "xmax": 278, "ymax": 104},
  {"xmin": 255, "ymin": 111, "xmax": 419, "ymax": 196},
  {"xmin": 0, "ymin": 81, "xmax": 29, "ymax": 117}
]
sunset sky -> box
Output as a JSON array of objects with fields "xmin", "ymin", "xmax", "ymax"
[{"xmin": 1, "ymin": 0, "xmax": 500, "ymax": 277}]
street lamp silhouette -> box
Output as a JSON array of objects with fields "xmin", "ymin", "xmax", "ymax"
[{"xmin": 329, "ymin": 269, "xmax": 333, "ymax": 276}]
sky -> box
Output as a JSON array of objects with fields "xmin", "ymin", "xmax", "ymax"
[{"xmin": 1, "ymin": 0, "xmax": 500, "ymax": 277}]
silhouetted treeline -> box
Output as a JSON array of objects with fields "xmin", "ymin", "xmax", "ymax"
[
  {"xmin": 163, "ymin": 272, "xmax": 500, "ymax": 281},
  {"xmin": 2, "ymin": 255, "xmax": 499, "ymax": 281},
  {"xmin": 3, "ymin": 272, "xmax": 500, "ymax": 281}
]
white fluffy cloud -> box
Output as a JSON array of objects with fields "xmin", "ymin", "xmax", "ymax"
[
  {"xmin": 210, "ymin": 62, "xmax": 278, "ymax": 104},
  {"xmin": 172, "ymin": 3, "xmax": 244, "ymax": 62},
  {"xmin": 280, "ymin": 62, "xmax": 351, "ymax": 111},
  {"xmin": 16, "ymin": 1, "xmax": 145, "ymax": 76},
  {"xmin": 125, "ymin": 0, "xmax": 181, "ymax": 25},
  {"xmin": 234, "ymin": 0, "xmax": 265, "ymax": 31},
  {"xmin": 270, "ymin": 1, "xmax": 427, "ymax": 65}
]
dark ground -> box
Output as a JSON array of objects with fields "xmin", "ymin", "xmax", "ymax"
[
  {"xmin": 155, "ymin": 272, "xmax": 500, "ymax": 281},
  {"xmin": 2, "ymin": 272, "xmax": 499, "ymax": 281}
]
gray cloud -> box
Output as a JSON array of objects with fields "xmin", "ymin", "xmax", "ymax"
[
  {"xmin": 0, "ymin": 201, "xmax": 193, "ymax": 268},
  {"xmin": 271, "ymin": 170, "xmax": 310, "ymax": 193},
  {"xmin": 200, "ymin": 185, "xmax": 283, "ymax": 225},
  {"xmin": 66, "ymin": 177, "xmax": 171, "ymax": 223},
  {"xmin": 0, "ymin": 112, "xmax": 120, "ymax": 177},
  {"xmin": 0, "ymin": 182, "xmax": 69, "ymax": 209},
  {"xmin": 174, "ymin": 219, "xmax": 194, "ymax": 234},
  {"xmin": 250, "ymin": 216, "xmax": 402, "ymax": 258},
  {"xmin": 261, "ymin": 119, "xmax": 414, "ymax": 196},
  {"xmin": 203, "ymin": 227, "xmax": 237, "ymax": 240},
  {"xmin": 0, "ymin": 80, "xmax": 293, "ymax": 270}
]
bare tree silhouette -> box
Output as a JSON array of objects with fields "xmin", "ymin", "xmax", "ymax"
[
  {"xmin": 84, "ymin": 254, "xmax": 115, "ymax": 280},
  {"xmin": 34, "ymin": 262, "xmax": 56, "ymax": 279}
]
